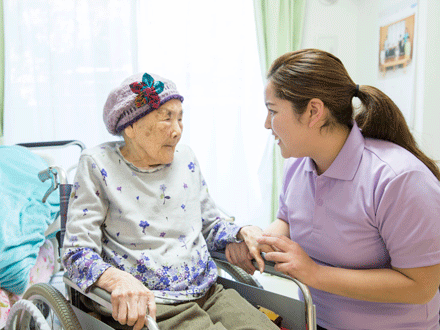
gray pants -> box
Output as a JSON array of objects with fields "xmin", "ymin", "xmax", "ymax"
[{"xmin": 155, "ymin": 284, "xmax": 279, "ymax": 330}]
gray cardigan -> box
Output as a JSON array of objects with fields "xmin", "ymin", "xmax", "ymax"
[{"xmin": 62, "ymin": 142, "xmax": 240, "ymax": 303}]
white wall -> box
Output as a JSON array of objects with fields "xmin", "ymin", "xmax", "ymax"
[
  {"xmin": 302, "ymin": 0, "xmax": 360, "ymax": 79},
  {"xmin": 303, "ymin": 0, "xmax": 440, "ymax": 163},
  {"xmin": 418, "ymin": 0, "xmax": 440, "ymax": 163},
  {"xmin": 355, "ymin": 0, "xmax": 440, "ymax": 162}
]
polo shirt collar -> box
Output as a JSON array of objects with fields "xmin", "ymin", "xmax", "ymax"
[{"xmin": 304, "ymin": 121, "xmax": 365, "ymax": 181}]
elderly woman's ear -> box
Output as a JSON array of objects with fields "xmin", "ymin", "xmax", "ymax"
[{"xmin": 123, "ymin": 125, "xmax": 135, "ymax": 140}]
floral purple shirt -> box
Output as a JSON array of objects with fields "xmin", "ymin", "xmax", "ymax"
[{"xmin": 62, "ymin": 142, "xmax": 240, "ymax": 303}]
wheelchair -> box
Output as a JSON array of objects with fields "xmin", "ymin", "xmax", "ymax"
[{"xmin": 5, "ymin": 140, "xmax": 316, "ymax": 330}]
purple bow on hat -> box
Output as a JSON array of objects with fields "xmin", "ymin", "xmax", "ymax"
[{"xmin": 129, "ymin": 73, "xmax": 165, "ymax": 109}]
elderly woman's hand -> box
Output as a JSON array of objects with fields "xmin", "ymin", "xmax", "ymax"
[
  {"xmin": 95, "ymin": 267, "xmax": 156, "ymax": 330},
  {"xmin": 225, "ymin": 226, "xmax": 275, "ymax": 274}
]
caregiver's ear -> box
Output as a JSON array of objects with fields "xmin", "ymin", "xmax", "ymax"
[{"xmin": 306, "ymin": 98, "xmax": 325, "ymax": 128}]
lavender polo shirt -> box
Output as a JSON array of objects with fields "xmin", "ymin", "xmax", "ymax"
[{"xmin": 278, "ymin": 122, "xmax": 440, "ymax": 330}]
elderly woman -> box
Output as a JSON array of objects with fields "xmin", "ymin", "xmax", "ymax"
[{"xmin": 62, "ymin": 73, "xmax": 277, "ymax": 330}]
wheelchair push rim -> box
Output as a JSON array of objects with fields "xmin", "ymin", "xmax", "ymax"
[{"xmin": 11, "ymin": 283, "xmax": 82, "ymax": 330}]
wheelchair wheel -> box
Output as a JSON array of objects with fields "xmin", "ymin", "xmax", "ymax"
[
  {"xmin": 15, "ymin": 283, "xmax": 82, "ymax": 330},
  {"xmin": 5, "ymin": 299, "xmax": 51, "ymax": 330}
]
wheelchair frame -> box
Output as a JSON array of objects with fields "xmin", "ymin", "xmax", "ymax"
[{"xmin": 6, "ymin": 140, "xmax": 316, "ymax": 330}]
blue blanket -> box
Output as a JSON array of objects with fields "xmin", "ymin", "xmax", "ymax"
[{"xmin": 0, "ymin": 145, "xmax": 59, "ymax": 294}]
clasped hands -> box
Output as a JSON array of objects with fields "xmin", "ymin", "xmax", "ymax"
[{"xmin": 226, "ymin": 226, "xmax": 320, "ymax": 287}]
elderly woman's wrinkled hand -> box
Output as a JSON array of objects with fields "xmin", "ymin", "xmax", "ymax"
[
  {"xmin": 225, "ymin": 226, "xmax": 275, "ymax": 274},
  {"xmin": 95, "ymin": 267, "xmax": 156, "ymax": 330}
]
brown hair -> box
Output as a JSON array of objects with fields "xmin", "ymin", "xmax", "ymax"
[{"xmin": 267, "ymin": 48, "xmax": 440, "ymax": 180}]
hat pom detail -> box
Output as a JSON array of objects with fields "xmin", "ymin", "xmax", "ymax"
[{"xmin": 129, "ymin": 73, "xmax": 165, "ymax": 109}]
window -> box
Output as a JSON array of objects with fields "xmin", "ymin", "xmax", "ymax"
[{"xmin": 4, "ymin": 0, "xmax": 270, "ymax": 227}]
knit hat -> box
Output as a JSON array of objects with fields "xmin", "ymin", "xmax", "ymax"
[{"xmin": 103, "ymin": 72, "xmax": 184, "ymax": 135}]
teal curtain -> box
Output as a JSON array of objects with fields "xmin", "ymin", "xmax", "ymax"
[
  {"xmin": 253, "ymin": 0, "xmax": 305, "ymax": 222},
  {"xmin": 0, "ymin": 0, "xmax": 4, "ymax": 144}
]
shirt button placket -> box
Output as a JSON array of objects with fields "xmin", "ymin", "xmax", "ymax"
[
  {"xmin": 315, "ymin": 176, "xmax": 324, "ymax": 207},
  {"xmin": 312, "ymin": 175, "xmax": 324, "ymax": 231}
]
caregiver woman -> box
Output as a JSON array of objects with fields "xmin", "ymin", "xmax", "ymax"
[{"xmin": 230, "ymin": 49, "xmax": 440, "ymax": 330}]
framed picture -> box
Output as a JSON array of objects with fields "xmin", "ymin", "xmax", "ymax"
[{"xmin": 379, "ymin": 14, "xmax": 415, "ymax": 76}]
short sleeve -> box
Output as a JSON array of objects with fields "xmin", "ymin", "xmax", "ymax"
[
  {"xmin": 276, "ymin": 159, "xmax": 295, "ymax": 222},
  {"xmin": 377, "ymin": 170, "xmax": 440, "ymax": 268}
]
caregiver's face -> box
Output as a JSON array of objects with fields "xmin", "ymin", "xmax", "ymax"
[
  {"xmin": 264, "ymin": 80, "xmax": 310, "ymax": 159},
  {"xmin": 128, "ymin": 99, "xmax": 183, "ymax": 166}
]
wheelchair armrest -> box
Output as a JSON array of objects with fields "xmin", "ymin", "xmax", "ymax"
[
  {"xmin": 210, "ymin": 250, "xmax": 317, "ymax": 330},
  {"xmin": 63, "ymin": 274, "xmax": 160, "ymax": 330}
]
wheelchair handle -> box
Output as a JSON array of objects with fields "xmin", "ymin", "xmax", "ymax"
[
  {"xmin": 38, "ymin": 166, "xmax": 68, "ymax": 203},
  {"xmin": 38, "ymin": 168, "xmax": 52, "ymax": 183}
]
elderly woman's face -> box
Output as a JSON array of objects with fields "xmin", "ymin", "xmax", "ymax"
[{"xmin": 125, "ymin": 99, "xmax": 183, "ymax": 167}]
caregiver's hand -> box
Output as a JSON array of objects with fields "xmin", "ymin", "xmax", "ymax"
[
  {"xmin": 257, "ymin": 233, "xmax": 321, "ymax": 287},
  {"xmin": 95, "ymin": 267, "xmax": 157, "ymax": 330},
  {"xmin": 226, "ymin": 226, "xmax": 274, "ymax": 274}
]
